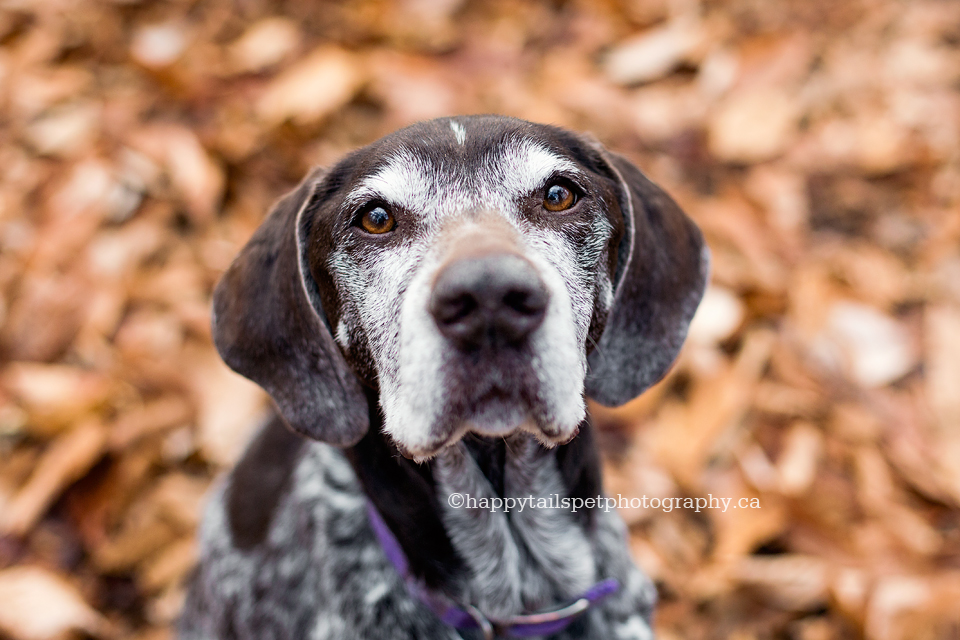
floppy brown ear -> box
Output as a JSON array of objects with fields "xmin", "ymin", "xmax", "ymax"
[
  {"xmin": 585, "ymin": 152, "xmax": 709, "ymax": 406},
  {"xmin": 211, "ymin": 169, "xmax": 368, "ymax": 445}
]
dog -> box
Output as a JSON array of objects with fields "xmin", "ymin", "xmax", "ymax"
[{"xmin": 179, "ymin": 115, "xmax": 708, "ymax": 640}]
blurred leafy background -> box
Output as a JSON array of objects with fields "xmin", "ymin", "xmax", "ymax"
[{"xmin": 0, "ymin": 0, "xmax": 959, "ymax": 638}]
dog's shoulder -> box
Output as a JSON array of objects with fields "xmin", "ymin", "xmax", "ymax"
[
  {"xmin": 180, "ymin": 419, "xmax": 457, "ymax": 640},
  {"xmin": 221, "ymin": 414, "xmax": 371, "ymax": 552},
  {"xmin": 226, "ymin": 415, "xmax": 309, "ymax": 550}
]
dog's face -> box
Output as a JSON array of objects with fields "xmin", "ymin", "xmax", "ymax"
[
  {"xmin": 213, "ymin": 116, "xmax": 708, "ymax": 459},
  {"xmin": 309, "ymin": 120, "xmax": 623, "ymax": 458}
]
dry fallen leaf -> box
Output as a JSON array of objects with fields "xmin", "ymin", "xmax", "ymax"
[
  {"xmin": 0, "ymin": 566, "xmax": 111, "ymax": 640},
  {"xmin": 708, "ymin": 87, "xmax": 801, "ymax": 163},
  {"xmin": 22, "ymin": 102, "xmax": 101, "ymax": 158},
  {"xmin": 604, "ymin": 20, "xmax": 705, "ymax": 86},
  {"xmin": 865, "ymin": 575, "xmax": 930, "ymax": 640},
  {"xmin": 130, "ymin": 23, "xmax": 189, "ymax": 69},
  {"xmin": 925, "ymin": 305, "xmax": 960, "ymax": 432},
  {"xmin": 256, "ymin": 47, "xmax": 364, "ymax": 127},
  {"xmin": 186, "ymin": 347, "xmax": 268, "ymax": 467},
  {"xmin": 128, "ymin": 125, "xmax": 225, "ymax": 226},
  {"xmin": 139, "ymin": 537, "xmax": 198, "ymax": 593},
  {"xmin": 811, "ymin": 301, "xmax": 917, "ymax": 388},
  {"xmin": 734, "ymin": 555, "xmax": 830, "ymax": 611},
  {"xmin": 109, "ymin": 396, "xmax": 194, "ymax": 451},
  {"xmin": 1, "ymin": 419, "xmax": 107, "ymax": 536},
  {"xmin": 228, "ymin": 17, "xmax": 301, "ymax": 73},
  {"xmin": 1, "ymin": 364, "xmax": 111, "ymax": 435},
  {"xmin": 687, "ymin": 285, "xmax": 745, "ymax": 346},
  {"xmin": 776, "ymin": 421, "xmax": 822, "ymax": 496}
]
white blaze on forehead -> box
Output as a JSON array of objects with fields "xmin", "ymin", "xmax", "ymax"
[
  {"xmin": 495, "ymin": 138, "xmax": 582, "ymax": 198},
  {"xmin": 449, "ymin": 119, "xmax": 466, "ymax": 145}
]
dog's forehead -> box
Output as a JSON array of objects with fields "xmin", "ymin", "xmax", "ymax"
[{"xmin": 341, "ymin": 117, "xmax": 586, "ymax": 217}]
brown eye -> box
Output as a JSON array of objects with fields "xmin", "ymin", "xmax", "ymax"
[
  {"xmin": 543, "ymin": 183, "xmax": 576, "ymax": 212},
  {"xmin": 359, "ymin": 205, "xmax": 396, "ymax": 234}
]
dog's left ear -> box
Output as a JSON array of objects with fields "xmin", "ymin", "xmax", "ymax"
[
  {"xmin": 211, "ymin": 169, "xmax": 369, "ymax": 446},
  {"xmin": 585, "ymin": 149, "xmax": 709, "ymax": 406}
]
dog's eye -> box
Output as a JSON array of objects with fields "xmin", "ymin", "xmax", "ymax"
[
  {"xmin": 359, "ymin": 205, "xmax": 396, "ymax": 234},
  {"xmin": 543, "ymin": 183, "xmax": 577, "ymax": 212}
]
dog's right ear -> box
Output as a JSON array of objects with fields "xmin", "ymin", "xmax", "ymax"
[{"xmin": 211, "ymin": 169, "xmax": 368, "ymax": 446}]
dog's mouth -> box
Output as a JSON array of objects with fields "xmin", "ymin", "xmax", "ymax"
[{"xmin": 394, "ymin": 383, "xmax": 577, "ymax": 462}]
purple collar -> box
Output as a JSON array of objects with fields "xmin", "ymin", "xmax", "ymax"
[{"xmin": 366, "ymin": 501, "xmax": 620, "ymax": 639}]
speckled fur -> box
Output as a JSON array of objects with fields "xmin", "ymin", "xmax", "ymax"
[{"xmin": 180, "ymin": 439, "xmax": 656, "ymax": 640}]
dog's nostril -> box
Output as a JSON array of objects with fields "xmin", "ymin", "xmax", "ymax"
[
  {"xmin": 503, "ymin": 288, "xmax": 547, "ymax": 316},
  {"xmin": 503, "ymin": 290, "xmax": 528, "ymax": 313},
  {"xmin": 435, "ymin": 293, "xmax": 478, "ymax": 325},
  {"xmin": 429, "ymin": 254, "xmax": 549, "ymax": 349}
]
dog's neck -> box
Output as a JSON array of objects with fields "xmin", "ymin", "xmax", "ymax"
[{"xmin": 344, "ymin": 390, "xmax": 605, "ymax": 618}]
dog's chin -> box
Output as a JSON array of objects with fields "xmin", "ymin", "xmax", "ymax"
[
  {"xmin": 465, "ymin": 396, "xmax": 528, "ymax": 437},
  {"xmin": 394, "ymin": 397, "xmax": 579, "ymax": 462}
]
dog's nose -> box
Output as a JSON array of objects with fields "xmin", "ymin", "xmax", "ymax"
[{"xmin": 429, "ymin": 254, "xmax": 549, "ymax": 350}]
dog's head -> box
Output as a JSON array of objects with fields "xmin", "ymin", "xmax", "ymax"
[{"xmin": 213, "ymin": 116, "xmax": 708, "ymax": 460}]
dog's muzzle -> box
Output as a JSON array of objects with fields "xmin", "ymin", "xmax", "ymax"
[{"xmin": 429, "ymin": 253, "xmax": 549, "ymax": 351}]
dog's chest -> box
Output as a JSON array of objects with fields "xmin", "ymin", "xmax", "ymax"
[
  {"xmin": 182, "ymin": 433, "xmax": 657, "ymax": 640},
  {"xmin": 432, "ymin": 436, "xmax": 598, "ymax": 619}
]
